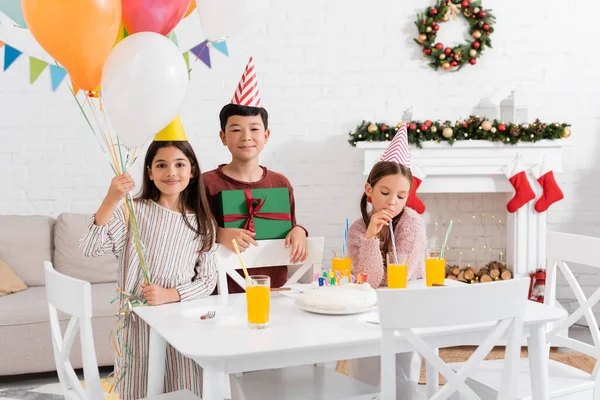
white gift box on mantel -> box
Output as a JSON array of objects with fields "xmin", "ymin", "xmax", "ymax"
[{"xmin": 500, "ymin": 90, "xmax": 529, "ymax": 124}]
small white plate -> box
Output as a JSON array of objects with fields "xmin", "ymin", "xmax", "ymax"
[
  {"xmin": 180, "ymin": 306, "xmax": 238, "ymax": 323},
  {"xmin": 297, "ymin": 303, "xmax": 377, "ymax": 315}
]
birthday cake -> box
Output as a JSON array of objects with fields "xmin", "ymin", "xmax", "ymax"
[{"xmin": 296, "ymin": 283, "xmax": 377, "ymax": 312}]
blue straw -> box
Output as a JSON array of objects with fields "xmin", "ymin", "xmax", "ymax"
[
  {"xmin": 389, "ymin": 223, "xmax": 399, "ymax": 264},
  {"xmin": 343, "ymin": 218, "xmax": 349, "ymax": 258}
]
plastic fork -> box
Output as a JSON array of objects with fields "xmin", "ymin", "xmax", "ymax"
[{"xmin": 200, "ymin": 310, "xmax": 216, "ymax": 320}]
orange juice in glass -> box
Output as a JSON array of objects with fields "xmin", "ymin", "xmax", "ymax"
[
  {"xmin": 331, "ymin": 249, "xmax": 352, "ymax": 274},
  {"xmin": 246, "ymin": 275, "xmax": 270, "ymax": 329},
  {"xmin": 425, "ymin": 250, "xmax": 445, "ymax": 287},
  {"xmin": 387, "ymin": 252, "xmax": 408, "ymax": 289}
]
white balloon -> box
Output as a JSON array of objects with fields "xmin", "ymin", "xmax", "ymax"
[
  {"xmin": 101, "ymin": 32, "xmax": 188, "ymax": 148},
  {"xmin": 196, "ymin": 0, "xmax": 247, "ymax": 42}
]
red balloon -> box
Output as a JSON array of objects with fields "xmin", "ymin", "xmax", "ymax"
[{"xmin": 122, "ymin": 0, "xmax": 191, "ymax": 36}]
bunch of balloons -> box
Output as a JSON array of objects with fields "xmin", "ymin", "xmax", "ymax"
[{"xmin": 2, "ymin": 0, "xmax": 247, "ymax": 148}]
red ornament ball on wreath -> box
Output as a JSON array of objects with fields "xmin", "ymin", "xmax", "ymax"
[
  {"xmin": 472, "ymin": 41, "xmax": 481, "ymax": 49},
  {"xmin": 444, "ymin": 47, "xmax": 452, "ymax": 55},
  {"xmin": 469, "ymin": 58, "xmax": 476, "ymax": 65},
  {"xmin": 483, "ymin": 23, "xmax": 490, "ymax": 31},
  {"xmin": 424, "ymin": 48, "xmax": 432, "ymax": 55},
  {"xmin": 410, "ymin": 123, "xmax": 417, "ymax": 131},
  {"xmin": 435, "ymin": 43, "xmax": 444, "ymax": 50},
  {"xmin": 478, "ymin": 10, "xmax": 487, "ymax": 19},
  {"xmin": 461, "ymin": 0, "xmax": 470, "ymax": 8},
  {"xmin": 498, "ymin": 123, "xmax": 507, "ymax": 132}
]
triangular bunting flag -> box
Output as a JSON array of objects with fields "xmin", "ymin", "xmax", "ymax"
[
  {"xmin": 182, "ymin": 52, "xmax": 190, "ymax": 78},
  {"xmin": 49, "ymin": 64, "xmax": 67, "ymax": 91},
  {"xmin": 211, "ymin": 41, "xmax": 229, "ymax": 57},
  {"xmin": 29, "ymin": 57, "xmax": 48, "ymax": 84},
  {"xmin": 168, "ymin": 31, "xmax": 179, "ymax": 47},
  {"xmin": 0, "ymin": 41, "xmax": 4, "ymax": 48},
  {"xmin": 190, "ymin": 40, "xmax": 211, "ymax": 68},
  {"xmin": 4, "ymin": 44, "xmax": 23, "ymax": 71}
]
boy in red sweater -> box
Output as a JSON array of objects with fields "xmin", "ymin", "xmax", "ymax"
[{"xmin": 202, "ymin": 57, "xmax": 308, "ymax": 293}]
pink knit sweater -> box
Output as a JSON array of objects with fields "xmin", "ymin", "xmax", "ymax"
[{"xmin": 348, "ymin": 207, "xmax": 426, "ymax": 288}]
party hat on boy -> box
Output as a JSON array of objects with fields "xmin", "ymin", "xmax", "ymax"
[
  {"xmin": 379, "ymin": 122, "xmax": 410, "ymax": 167},
  {"xmin": 231, "ymin": 57, "xmax": 262, "ymax": 108},
  {"xmin": 154, "ymin": 116, "xmax": 188, "ymax": 141}
]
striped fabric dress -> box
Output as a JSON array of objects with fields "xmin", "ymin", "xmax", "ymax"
[{"xmin": 79, "ymin": 199, "xmax": 218, "ymax": 400}]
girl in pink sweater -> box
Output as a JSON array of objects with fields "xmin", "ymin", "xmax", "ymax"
[
  {"xmin": 347, "ymin": 160, "xmax": 426, "ymax": 399},
  {"xmin": 347, "ymin": 161, "xmax": 426, "ymax": 288}
]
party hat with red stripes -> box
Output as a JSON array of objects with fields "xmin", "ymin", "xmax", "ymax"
[
  {"xmin": 231, "ymin": 57, "xmax": 262, "ymax": 108},
  {"xmin": 379, "ymin": 122, "xmax": 410, "ymax": 167}
]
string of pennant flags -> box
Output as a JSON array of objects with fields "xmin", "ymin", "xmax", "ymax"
[{"xmin": 0, "ymin": 35, "xmax": 229, "ymax": 92}]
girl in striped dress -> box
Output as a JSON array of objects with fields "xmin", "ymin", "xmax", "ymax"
[{"xmin": 80, "ymin": 124, "xmax": 217, "ymax": 399}]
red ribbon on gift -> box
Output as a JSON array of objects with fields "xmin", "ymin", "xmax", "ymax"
[{"xmin": 223, "ymin": 188, "xmax": 291, "ymax": 232}]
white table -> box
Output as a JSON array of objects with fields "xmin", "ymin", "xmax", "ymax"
[{"xmin": 134, "ymin": 280, "xmax": 566, "ymax": 400}]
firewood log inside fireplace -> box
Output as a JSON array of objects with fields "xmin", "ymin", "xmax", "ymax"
[
  {"xmin": 477, "ymin": 267, "xmax": 493, "ymax": 283},
  {"xmin": 444, "ymin": 262, "xmax": 512, "ymax": 283},
  {"xmin": 500, "ymin": 267, "xmax": 512, "ymax": 280}
]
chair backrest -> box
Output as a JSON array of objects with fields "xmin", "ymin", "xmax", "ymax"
[
  {"xmin": 214, "ymin": 237, "xmax": 325, "ymax": 294},
  {"xmin": 377, "ymin": 278, "xmax": 530, "ymax": 400},
  {"xmin": 44, "ymin": 261, "xmax": 103, "ymax": 400},
  {"xmin": 544, "ymin": 232, "xmax": 600, "ymax": 381}
]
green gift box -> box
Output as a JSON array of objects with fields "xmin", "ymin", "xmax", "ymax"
[{"xmin": 218, "ymin": 188, "xmax": 293, "ymax": 240}]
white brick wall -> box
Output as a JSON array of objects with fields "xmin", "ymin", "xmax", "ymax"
[{"xmin": 2, "ymin": 0, "xmax": 600, "ymax": 321}]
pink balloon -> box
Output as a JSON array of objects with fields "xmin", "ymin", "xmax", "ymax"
[{"xmin": 122, "ymin": 0, "xmax": 191, "ymax": 36}]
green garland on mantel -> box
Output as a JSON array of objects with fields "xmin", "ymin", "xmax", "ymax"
[{"xmin": 348, "ymin": 116, "xmax": 571, "ymax": 148}]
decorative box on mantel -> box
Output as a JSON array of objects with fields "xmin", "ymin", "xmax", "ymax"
[{"xmin": 357, "ymin": 139, "xmax": 572, "ymax": 277}]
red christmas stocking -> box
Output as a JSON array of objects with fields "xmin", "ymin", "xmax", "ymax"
[
  {"xmin": 407, "ymin": 165, "xmax": 426, "ymax": 214},
  {"xmin": 534, "ymin": 159, "xmax": 564, "ymax": 213},
  {"xmin": 505, "ymin": 158, "xmax": 535, "ymax": 213}
]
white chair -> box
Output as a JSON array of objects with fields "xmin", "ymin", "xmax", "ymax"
[
  {"xmin": 449, "ymin": 232, "xmax": 600, "ymax": 399},
  {"xmin": 44, "ymin": 261, "xmax": 199, "ymax": 400},
  {"xmin": 215, "ymin": 237, "xmax": 325, "ymax": 294},
  {"xmin": 216, "ymin": 238, "xmax": 379, "ymax": 400},
  {"xmin": 377, "ymin": 278, "xmax": 530, "ymax": 400}
]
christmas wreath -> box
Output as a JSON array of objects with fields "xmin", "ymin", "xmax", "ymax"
[
  {"xmin": 348, "ymin": 117, "xmax": 571, "ymax": 148},
  {"xmin": 414, "ymin": 0, "xmax": 495, "ymax": 71}
]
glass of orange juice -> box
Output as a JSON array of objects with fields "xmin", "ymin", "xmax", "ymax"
[
  {"xmin": 246, "ymin": 275, "xmax": 270, "ymax": 329},
  {"xmin": 332, "ymin": 249, "xmax": 352, "ymax": 274},
  {"xmin": 387, "ymin": 252, "xmax": 408, "ymax": 289},
  {"xmin": 425, "ymin": 250, "xmax": 446, "ymax": 287}
]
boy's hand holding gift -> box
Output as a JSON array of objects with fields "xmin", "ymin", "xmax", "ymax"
[
  {"xmin": 217, "ymin": 227, "xmax": 258, "ymax": 253},
  {"xmin": 141, "ymin": 283, "xmax": 181, "ymax": 306},
  {"xmin": 285, "ymin": 226, "xmax": 308, "ymax": 264},
  {"xmin": 364, "ymin": 209, "xmax": 394, "ymax": 240}
]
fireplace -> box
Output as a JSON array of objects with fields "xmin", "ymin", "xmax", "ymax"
[{"xmin": 357, "ymin": 139, "xmax": 571, "ymax": 277}]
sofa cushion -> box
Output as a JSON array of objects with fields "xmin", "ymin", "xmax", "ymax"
[
  {"xmin": 0, "ymin": 258, "xmax": 27, "ymax": 296},
  {"xmin": 0, "ymin": 283, "xmax": 117, "ymax": 327},
  {"xmin": 54, "ymin": 213, "xmax": 118, "ymax": 284},
  {"xmin": 0, "ymin": 215, "xmax": 54, "ymax": 286}
]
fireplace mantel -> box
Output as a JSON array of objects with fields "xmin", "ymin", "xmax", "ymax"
[
  {"xmin": 357, "ymin": 139, "xmax": 572, "ymax": 194},
  {"xmin": 356, "ymin": 139, "xmax": 572, "ymax": 277}
]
